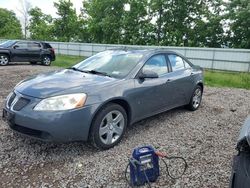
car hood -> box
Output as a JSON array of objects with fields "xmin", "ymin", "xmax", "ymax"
[{"xmin": 15, "ymin": 69, "xmax": 119, "ymax": 98}]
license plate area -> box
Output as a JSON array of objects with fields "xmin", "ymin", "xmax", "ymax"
[{"xmin": 2, "ymin": 108, "xmax": 15, "ymax": 123}]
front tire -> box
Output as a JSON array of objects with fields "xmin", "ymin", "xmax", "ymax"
[
  {"xmin": 187, "ymin": 85, "xmax": 203, "ymax": 111},
  {"xmin": 0, "ymin": 54, "xmax": 9, "ymax": 66},
  {"xmin": 89, "ymin": 103, "xmax": 127, "ymax": 150},
  {"xmin": 42, "ymin": 56, "xmax": 51, "ymax": 66}
]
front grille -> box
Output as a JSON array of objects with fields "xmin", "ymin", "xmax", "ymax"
[
  {"xmin": 13, "ymin": 97, "xmax": 30, "ymax": 111},
  {"xmin": 7, "ymin": 92, "xmax": 30, "ymax": 111},
  {"xmin": 7, "ymin": 92, "xmax": 16, "ymax": 107}
]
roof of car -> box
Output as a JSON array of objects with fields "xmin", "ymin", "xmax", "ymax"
[
  {"xmin": 107, "ymin": 48, "xmax": 178, "ymax": 55},
  {"xmin": 10, "ymin": 40, "xmax": 49, "ymax": 44}
]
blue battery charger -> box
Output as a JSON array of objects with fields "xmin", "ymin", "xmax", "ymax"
[{"xmin": 129, "ymin": 146, "xmax": 160, "ymax": 186}]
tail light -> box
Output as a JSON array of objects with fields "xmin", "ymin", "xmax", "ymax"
[{"xmin": 51, "ymin": 48, "xmax": 55, "ymax": 54}]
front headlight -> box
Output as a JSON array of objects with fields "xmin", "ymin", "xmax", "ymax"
[{"xmin": 34, "ymin": 93, "xmax": 87, "ymax": 111}]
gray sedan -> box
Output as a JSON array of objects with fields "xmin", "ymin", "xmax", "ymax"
[{"xmin": 2, "ymin": 49, "xmax": 204, "ymax": 149}]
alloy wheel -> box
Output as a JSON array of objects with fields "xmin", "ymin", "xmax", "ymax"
[
  {"xmin": 192, "ymin": 88, "xmax": 202, "ymax": 109},
  {"xmin": 43, "ymin": 56, "xmax": 51, "ymax": 65},
  {"xmin": 99, "ymin": 110, "xmax": 125, "ymax": 145},
  {"xmin": 0, "ymin": 55, "xmax": 9, "ymax": 66}
]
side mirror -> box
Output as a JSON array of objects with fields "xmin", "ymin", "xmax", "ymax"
[
  {"xmin": 13, "ymin": 45, "xmax": 19, "ymax": 49},
  {"xmin": 139, "ymin": 70, "xmax": 159, "ymax": 79}
]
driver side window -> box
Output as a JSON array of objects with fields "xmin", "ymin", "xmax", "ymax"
[
  {"xmin": 14, "ymin": 42, "xmax": 28, "ymax": 49},
  {"xmin": 142, "ymin": 55, "xmax": 168, "ymax": 76}
]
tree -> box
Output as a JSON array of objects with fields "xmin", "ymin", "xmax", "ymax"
[
  {"xmin": 82, "ymin": 0, "xmax": 125, "ymax": 44},
  {"xmin": 149, "ymin": 0, "xmax": 202, "ymax": 46},
  {"xmin": 121, "ymin": 0, "xmax": 154, "ymax": 45},
  {"xmin": 226, "ymin": 0, "xmax": 250, "ymax": 48},
  {"xmin": 53, "ymin": 0, "xmax": 79, "ymax": 42},
  {"xmin": 189, "ymin": 0, "xmax": 225, "ymax": 47},
  {"xmin": 0, "ymin": 8, "xmax": 22, "ymax": 39},
  {"xmin": 148, "ymin": 0, "xmax": 225, "ymax": 47},
  {"xmin": 28, "ymin": 7, "xmax": 54, "ymax": 41},
  {"xmin": 17, "ymin": 0, "xmax": 32, "ymax": 39}
]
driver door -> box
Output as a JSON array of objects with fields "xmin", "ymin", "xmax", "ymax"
[
  {"xmin": 10, "ymin": 41, "xmax": 29, "ymax": 62},
  {"xmin": 131, "ymin": 54, "xmax": 174, "ymax": 120}
]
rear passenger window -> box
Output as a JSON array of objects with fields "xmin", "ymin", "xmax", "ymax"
[
  {"xmin": 28, "ymin": 42, "xmax": 41, "ymax": 49},
  {"xmin": 168, "ymin": 55, "xmax": 185, "ymax": 71}
]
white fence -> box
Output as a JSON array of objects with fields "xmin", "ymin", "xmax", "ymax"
[{"xmin": 1, "ymin": 39, "xmax": 250, "ymax": 72}]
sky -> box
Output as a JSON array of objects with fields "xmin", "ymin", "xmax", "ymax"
[{"xmin": 0, "ymin": 0, "xmax": 83, "ymax": 19}]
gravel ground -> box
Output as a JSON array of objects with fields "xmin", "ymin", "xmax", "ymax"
[{"xmin": 0, "ymin": 63, "xmax": 249, "ymax": 188}]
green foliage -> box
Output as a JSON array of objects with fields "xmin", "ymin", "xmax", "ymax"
[
  {"xmin": 5, "ymin": 0, "xmax": 248, "ymax": 49},
  {"xmin": 53, "ymin": 0, "xmax": 80, "ymax": 42},
  {"xmin": 0, "ymin": 8, "xmax": 22, "ymax": 39},
  {"xmin": 28, "ymin": 7, "xmax": 53, "ymax": 41},
  {"xmin": 226, "ymin": 0, "xmax": 250, "ymax": 48},
  {"xmin": 205, "ymin": 70, "xmax": 250, "ymax": 89},
  {"xmin": 82, "ymin": 0, "xmax": 125, "ymax": 44},
  {"xmin": 80, "ymin": 0, "xmax": 226, "ymax": 47},
  {"xmin": 149, "ymin": 0, "xmax": 225, "ymax": 47},
  {"xmin": 121, "ymin": 0, "xmax": 154, "ymax": 45}
]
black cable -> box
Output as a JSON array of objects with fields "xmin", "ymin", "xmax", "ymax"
[
  {"xmin": 142, "ymin": 169, "xmax": 152, "ymax": 188},
  {"xmin": 161, "ymin": 156, "xmax": 188, "ymax": 179},
  {"xmin": 124, "ymin": 163, "xmax": 134, "ymax": 188}
]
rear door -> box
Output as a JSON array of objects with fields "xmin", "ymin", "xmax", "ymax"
[
  {"xmin": 166, "ymin": 54, "xmax": 195, "ymax": 106},
  {"xmin": 27, "ymin": 42, "xmax": 42, "ymax": 61}
]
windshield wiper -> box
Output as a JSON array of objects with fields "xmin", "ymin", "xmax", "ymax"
[
  {"xmin": 83, "ymin": 70, "xmax": 111, "ymax": 77},
  {"xmin": 67, "ymin": 67, "xmax": 86, "ymax": 73},
  {"xmin": 68, "ymin": 68, "xmax": 111, "ymax": 77}
]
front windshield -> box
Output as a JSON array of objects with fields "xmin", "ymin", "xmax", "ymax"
[
  {"xmin": 0, "ymin": 40, "xmax": 16, "ymax": 48},
  {"xmin": 73, "ymin": 51, "xmax": 143, "ymax": 78}
]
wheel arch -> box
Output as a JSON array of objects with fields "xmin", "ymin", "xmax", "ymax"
[
  {"xmin": 0, "ymin": 53, "xmax": 10, "ymax": 61},
  {"xmin": 42, "ymin": 54, "xmax": 52, "ymax": 59},
  {"xmin": 197, "ymin": 82, "xmax": 204, "ymax": 92},
  {"xmin": 88, "ymin": 98, "xmax": 132, "ymax": 139}
]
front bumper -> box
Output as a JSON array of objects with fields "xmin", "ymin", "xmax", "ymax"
[
  {"xmin": 230, "ymin": 151, "xmax": 250, "ymax": 188},
  {"xmin": 2, "ymin": 92, "xmax": 99, "ymax": 142}
]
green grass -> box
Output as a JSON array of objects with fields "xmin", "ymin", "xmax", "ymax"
[
  {"xmin": 205, "ymin": 70, "xmax": 250, "ymax": 90},
  {"xmin": 52, "ymin": 54, "xmax": 84, "ymax": 68},
  {"xmin": 52, "ymin": 55, "xmax": 250, "ymax": 90}
]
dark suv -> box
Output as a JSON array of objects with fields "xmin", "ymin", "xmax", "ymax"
[{"xmin": 0, "ymin": 40, "xmax": 56, "ymax": 66}]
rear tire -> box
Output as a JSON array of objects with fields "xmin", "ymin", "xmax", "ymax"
[
  {"xmin": 0, "ymin": 54, "xmax": 9, "ymax": 66},
  {"xmin": 42, "ymin": 56, "xmax": 51, "ymax": 66},
  {"xmin": 187, "ymin": 85, "xmax": 203, "ymax": 111},
  {"xmin": 89, "ymin": 103, "xmax": 127, "ymax": 150}
]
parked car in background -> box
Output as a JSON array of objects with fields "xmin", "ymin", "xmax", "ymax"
[
  {"xmin": 2, "ymin": 49, "xmax": 203, "ymax": 149},
  {"xmin": 0, "ymin": 40, "xmax": 55, "ymax": 66},
  {"xmin": 230, "ymin": 117, "xmax": 250, "ymax": 188}
]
